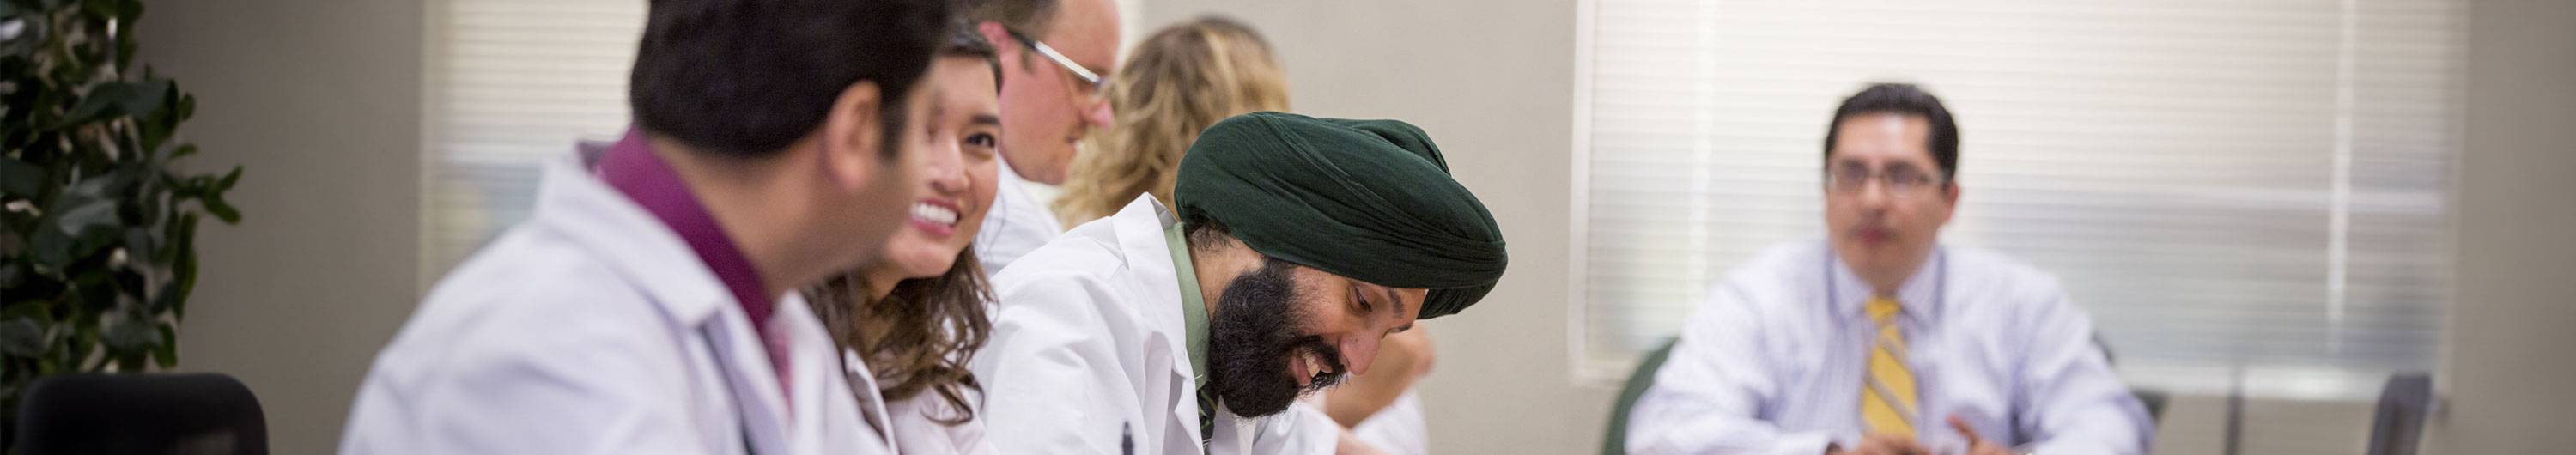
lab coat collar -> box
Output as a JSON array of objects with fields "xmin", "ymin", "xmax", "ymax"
[
  {"xmin": 526, "ymin": 149, "xmax": 839, "ymax": 454},
  {"xmin": 594, "ymin": 127, "xmax": 778, "ymax": 346},
  {"xmin": 1103, "ymin": 195, "xmax": 1215, "ymax": 446},
  {"xmin": 1110, "ymin": 196, "xmax": 1192, "ymax": 364},
  {"xmin": 531, "ymin": 149, "xmax": 735, "ymax": 327}
]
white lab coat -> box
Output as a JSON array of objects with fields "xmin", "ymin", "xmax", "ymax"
[
  {"xmin": 869, "ymin": 373, "xmax": 990, "ymax": 455},
  {"xmin": 972, "ymin": 153, "xmax": 1065, "ymax": 276},
  {"xmin": 971, "ymin": 195, "xmax": 1337, "ymax": 455},
  {"xmin": 1349, "ymin": 391, "xmax": 1427, "ymax": 455},
  {"xmin": 339, "ymin": 153, "xmax": 895, "ymax": 455}
]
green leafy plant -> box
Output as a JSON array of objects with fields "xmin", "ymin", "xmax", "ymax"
[{"xmin": 0, "ymin": 0, "xmax": 241, "ymax": 445}]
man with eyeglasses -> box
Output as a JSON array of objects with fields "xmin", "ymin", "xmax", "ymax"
[
  {"xmin": 1625, "ymin": 83, "xmax": 2152, "ymax": 455},
  {"xmin": 963, "ymin": 0, "xmax": 1121, "ymax": 275}
]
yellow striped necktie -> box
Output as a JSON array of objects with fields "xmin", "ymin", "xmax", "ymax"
[{"xmin": 1861, "ymin": 297, "xmax": 1919, "ymax": 436}]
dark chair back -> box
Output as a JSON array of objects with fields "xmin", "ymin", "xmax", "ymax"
[
  {"xmin": 2094, "ymin": 334, "xmax": 2168, "ymax": 426},
  {"xmin": 2365, "ymin": 373, "xmax": 2433, "ymax": 455},
  {"xmin": 1601, "ymin": 338, "xmax": 1680, "ymax": 455},
  {"xmin": 14, "ymin": 373, "xmax": 267, "ymax": 455}
]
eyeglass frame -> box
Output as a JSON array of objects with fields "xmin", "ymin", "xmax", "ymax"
[
  {"xmin": 1823, "ymin": 163, "xmax": 1952, "ymax": 199},
  {"xmin": 1004, "ymin": 29, "xmax": 1109, "ymax": 100}
]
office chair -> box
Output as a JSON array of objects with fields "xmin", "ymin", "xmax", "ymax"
[
  {"xmin": 13, "ymin": 373, "xmax": 268, "ymax": 455},
  {"xmin": 1601, "ymin": 338, "xmax": 1680, "ymax": 455},
  {"xmin": 2364, "ymin": 373, "xmax": 2433, "ymax": 455}
]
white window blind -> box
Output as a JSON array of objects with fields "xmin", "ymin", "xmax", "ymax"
[
  {"xmin": 420, "ymin": 1, "xmax": 1156, "ymax": 278},
  {"xmin": 423, "ymin": 0, "xmax": 645, "ymax": 276},
  {"xmin": 1574, "ymin": 0, "xmax": 2458, "ymax": 399}
]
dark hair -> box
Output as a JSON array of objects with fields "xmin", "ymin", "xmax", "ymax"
[
  {"xmin": 961, "ymin": 0, "xmax": 1060, "ymax": 38},
  {"xmin": 805, "ymin": 249, "xmax": 994, "ymax": 425},
  {"xmin": 1182, "ymin": 209, "xmax": 1236, "ymax": 252},
  {"xmin": 629, "ymin": 0, "xmax": 952, "ymax": 158},
  {"xmin": 1824, "ymin": 82, "xmax": 1960, "ymax": 180},
  {"xmin": 943, "ymin": 17, "xmax": 1003, "ymax": 92}
]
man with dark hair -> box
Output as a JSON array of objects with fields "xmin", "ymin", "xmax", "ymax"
[
  {"xmin": 960, "ymin": 0, "xmax": 1122, "ymax": 274},
  {"xmin": 971, "ymin": 112, "xmax": 1509, "ymax": 455},
  {"xmin": 1627, "ymin": 83, "xmax": 2152, "ymax": 455},
  {"xmin": 339, "ymin": 1, "xmax": 954, "ymax": 453}
]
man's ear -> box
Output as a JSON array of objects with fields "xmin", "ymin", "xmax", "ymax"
[
  {"xmin": 974, "ymin": 21, "xmax": 1015, "ymax": 68},
  {"xmin": 1937, "ymin": 182, "xmax": 1963, "ymax": 226},
  {"xmin": 820, "ymin": 80, "xmax": 887, "ymax": 191}
]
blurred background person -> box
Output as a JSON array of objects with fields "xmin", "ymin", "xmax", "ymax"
[
  {"xmin": 1053, "ymin": 15, "xmax": 1291, "ymax": 228},
  {"xmin": 963, "ymin": 0, "xmax": 1123, "ymax": 275},
  {"xmin": 1624, "ymin": 84, "xmax": 2151, "ymax": 455},
  {"xmin": 336, "ymin": 0, "xmax": 955, "ymax": 452},
  {"xmin": 805, "ymin": 24, "xmax": 1006, "ymax": 455}
]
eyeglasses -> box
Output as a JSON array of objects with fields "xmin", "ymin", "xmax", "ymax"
[
  {"xmin": 1005, "ymin": 29, "xmax": 1109, "ymax": 101},
  {"xmin": 1826, "ymin": 165, "xmax": 1947, "ymax": 198}
]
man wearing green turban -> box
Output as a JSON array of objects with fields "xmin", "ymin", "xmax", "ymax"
[{"xmin": 970, "ymin": 112, "xmax": 1508, "ymax": 455}]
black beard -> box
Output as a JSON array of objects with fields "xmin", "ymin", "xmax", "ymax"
[{"xmin": 1205, "ymin": 258, "xmax": 1346, "ymax": 417}]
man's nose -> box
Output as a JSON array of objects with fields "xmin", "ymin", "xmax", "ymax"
[
  {"xmin": 1855, "ymin": 178, "xmax": 1893, "ymax": 209},
  {"xmin": 1083, "ymin": 96, "xmax": 1115, "ymax": 129},
  {"xmin": 1338, "ymin": 334, "xmax": 1382, "ymax": 377}
]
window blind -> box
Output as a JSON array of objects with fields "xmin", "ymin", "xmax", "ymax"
[
  {"xmin": 422, "ymin": 1, "xmax": 1152, "ymax": 279},
  {"xmin": 1574, "ymin": 0, "xmax": 2459, "ymax": 400},
  {"xmin": 422, "ymin": 0, "xmax": 646, "ymax": 277}
]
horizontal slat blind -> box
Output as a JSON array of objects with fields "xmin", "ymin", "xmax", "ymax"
[
  {"xmin": 1577, "ymin": 0, "xmax": 2458, "ymax": 399},
  {"xmin": 424, "ymin": 0, "xmax": 645, "ymax": 276}
]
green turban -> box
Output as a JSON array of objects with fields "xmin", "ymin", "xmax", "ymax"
[{"xmin": 1175, "ymin": 112, "xmax": 1507, "ymax": 319}]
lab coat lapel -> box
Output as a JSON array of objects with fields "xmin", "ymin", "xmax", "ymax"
[
  {"xmin": 534, "ymin": 154, "xmax": 797, "ymax": 454},
  {"xmin": 1106, "ymin": 197, "xmax": 1213, "ymax": 452},
  {"xmin": 835, "ymin": 346, "xmax": 901, "ymax": 450}
]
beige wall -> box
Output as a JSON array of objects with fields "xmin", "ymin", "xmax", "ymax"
[
  {"xmin": 137, "ymin": 0, "xmax": 427, "ymax": 453},
  {"xmin": 2436, "ymin": 0, "xmax": 2576, "ymax": 453}
]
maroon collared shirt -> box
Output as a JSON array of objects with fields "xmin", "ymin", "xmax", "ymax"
[{"xmin": 595, "ymin": 127, "xmax": 794, "ymax": 407}]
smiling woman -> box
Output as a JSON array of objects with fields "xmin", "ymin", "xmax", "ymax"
[{"xmin": 800, "ymin": 21, "xmax": 1007, "ymax": 455}]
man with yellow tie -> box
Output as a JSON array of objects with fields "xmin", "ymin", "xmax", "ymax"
[{"xmin": 1625, "ymin": 83, "xmax": 2152, "ymax": 455}]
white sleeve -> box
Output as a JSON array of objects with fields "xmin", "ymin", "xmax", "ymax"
[
  {"xmin": 338, "ymin": 300, "xmax": 721, "ymax": 455},
  {"xmin": 1244, "ymin": 403, "xmax": 1340, "ymax": 455},
  {"xmin": 1350, "ymin": 391, "xmax": 1429, "ymax": 455},
  {"xmin": 971, "ymin": 170, "xmax": 1066, "ymax": 275},
  {"xmin": 2014, "ymin": 282, "xmax": 2154, "ymax": 455},
  {"xmin": 1625, "ymin": 280, "xmax": 1838, "ymax": 455}
]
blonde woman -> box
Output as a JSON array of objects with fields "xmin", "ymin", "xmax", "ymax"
[{"xmin": 1051, "ymin": 16, "xmax": 1291, "ymax": 227}]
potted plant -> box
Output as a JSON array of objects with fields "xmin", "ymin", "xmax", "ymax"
[{"xmin": 0, "ymin": 0, "xmax": 242, "ymax": 445}]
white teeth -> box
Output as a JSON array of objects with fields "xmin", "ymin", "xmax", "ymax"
[
  {"xmin": 1305, "ymin": 351, "xmax": 1327, "ymax": 379},
  {"xmin": 910, "ymin": 203, "xmax": 958, "ymax": 228}
]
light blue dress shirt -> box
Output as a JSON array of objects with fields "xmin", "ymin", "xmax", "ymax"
[{"xmin": 1626, "ymin": 239, "xmax": 2151, "ymax": 455}]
